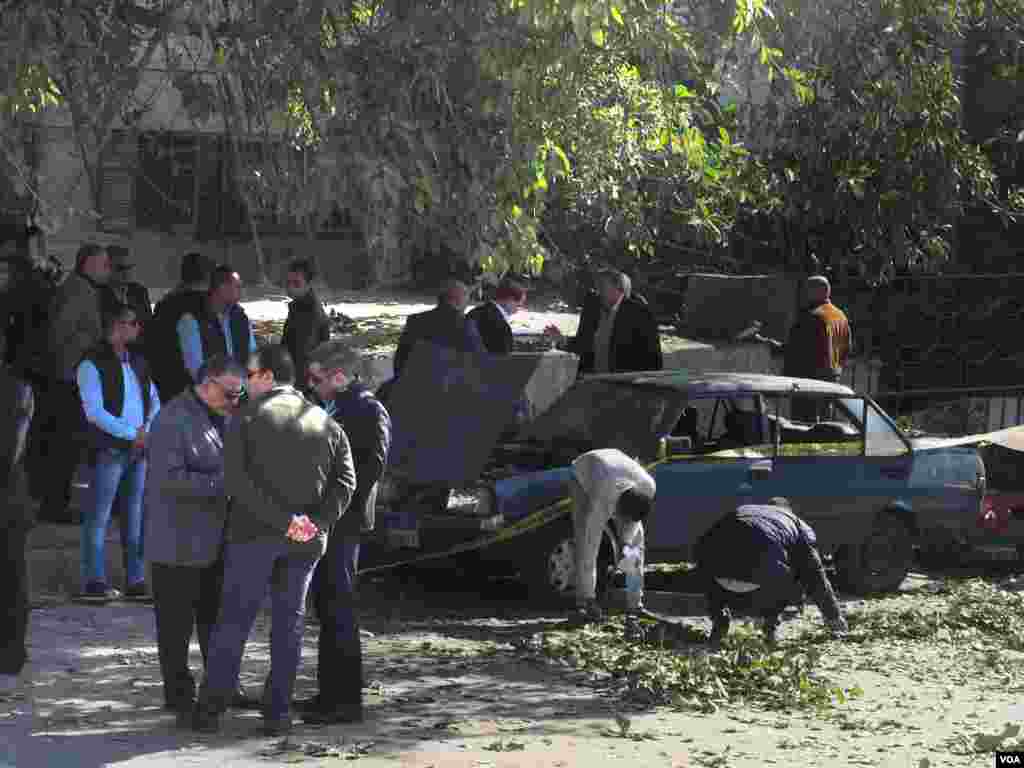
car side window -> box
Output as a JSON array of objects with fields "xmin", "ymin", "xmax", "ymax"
[
  {"xmin": 859, "ymin": 399, "xmax": 911, "ymax": 457},
  {"xmin": 680, "ymin": 396, "xmax": 771, "ymax": 455},
  {"xmin": 769, "ymin": 395, "xmax": 865, "ymax": 457}
]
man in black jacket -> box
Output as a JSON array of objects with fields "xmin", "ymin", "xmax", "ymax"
[
  {"xmin": 108, "ymin": 246, "xmax": 153, "ymax": 345},
  {"xmin": 392, "ymin": 279, "xmax": 485, "ymax": 377},
  {"xmin": 0, "ymin": 331, "xmax": 34, "ymax": 695},
  {"xmin": 466, "ymin": 277, "xmax": 527, "ymax": 355},
  {"xmin": 297, "ymin": 341, "xmax": 391, "ymax": 724},
  {"xmin": 281, "ymin": 258, "xmax": 331, "ymax": 383},
  {"xmin": 149, "ymin": 252, "xmax": 212, "ymax": 401},
  {"xmin": 695, "ymin": 498, "xmax": 847, "ymax": 647},
  {"xmin": 544, "ymin": 268, "xmax": 662, "ymax": 375}
]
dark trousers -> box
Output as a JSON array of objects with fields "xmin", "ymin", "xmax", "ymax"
[
  {"xmin": 151, "ymin": 560, "xmax": 224, "ymax": 708},
  {"xmin": 706, "ymin": 577, "xmax": 795, "ymax": 632},
  {"xmin": 26, "ymin": 378, "xmax": 84, "ymax": 522},
  {"xmin": 311, "ymin": 534, "xmax": 362, "ymax": 711},
  {"xmin": 0, "ymin": 525, "xmax": 29, "ymax": 676}
]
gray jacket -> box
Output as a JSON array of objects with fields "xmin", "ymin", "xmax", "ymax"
[
  {"xmin": 144, "ymin": 389, "xmax": 228, "ymax": 566},
  {"xmin": 51, "ymin": 271, "xmax": 105, "ymax": 382}
]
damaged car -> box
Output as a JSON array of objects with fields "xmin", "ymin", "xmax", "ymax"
[{"xmin": 369, "ymin": 344, "xmax": 991, "ymax": 597}]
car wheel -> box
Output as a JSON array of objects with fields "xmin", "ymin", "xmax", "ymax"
[
  {"xmin": 836, "ymin": 515, "xmax": 914, "ymax": 594},
  {"xmin": 526, "ymin": 518, "xmax": 617, "ymax": 602},
  {"xmin": 917, "ymin": 528, "xmax": 965, "ymax": 569}
]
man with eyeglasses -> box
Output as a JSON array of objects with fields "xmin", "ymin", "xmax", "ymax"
[
  {"xmin": 143, "ymin": 353, "xmax": 251, "ymax": 721},
  {"xmin": 76, "ymin": 301, "xmax": 161, "ymax": 603},
  {"xmin": 192, "ymin": 345, "xmax": 356, "ymax": 736}
]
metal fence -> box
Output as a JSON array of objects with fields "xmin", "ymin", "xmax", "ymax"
[{"xmin": 876, "ymin": 385, "xmax": 1024, "ymax": 435}]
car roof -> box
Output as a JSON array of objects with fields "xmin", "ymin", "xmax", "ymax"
[{"xmin": 581, "ymin": 370, "xmax": 857, "ymax": 397}]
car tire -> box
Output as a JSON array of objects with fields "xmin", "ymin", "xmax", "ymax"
[
  {"xmin": 525, "ymin": 518, "xmax": 617, "ymax": 603},
  {"xmin": 916, "ymin": 528, "xmax": 965, "ymax": 570},
  {"xmin": 836, "ymin": 515, "xmax": 914, "ymax": 595}
]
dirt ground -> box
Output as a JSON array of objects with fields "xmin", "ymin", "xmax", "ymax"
[{"xmin": 2, "ymin": 570, "xmax": 1023, "ymax": 768}]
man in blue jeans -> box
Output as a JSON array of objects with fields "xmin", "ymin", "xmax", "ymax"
[
  {"xmin": 76, "ymin": 301, "xmax": 161, "ymax": 603},
  {"xmin": 297, "ymin": 341, "xmax": 391, "ymax": 725},
  {"xmin": 192, "ymin": 345, "xmax": 356, "ymax": 736}
]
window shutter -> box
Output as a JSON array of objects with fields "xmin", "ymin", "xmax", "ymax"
[{"xmin": 100, "ymin": 130, "xmax": 137, "ymax": 233}]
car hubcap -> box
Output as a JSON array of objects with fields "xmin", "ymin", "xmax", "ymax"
[{"xmin": 547, "ymin": 538, "xmax": 576, "ymax": 594}]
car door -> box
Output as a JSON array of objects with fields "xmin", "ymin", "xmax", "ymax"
[
  {"xmin": 767, "ymin": 395, "xmax": 913, "ymax": 552},
  {"xmin": 645, "ymin": 395, "xmax": 774, "ymax": 560}
]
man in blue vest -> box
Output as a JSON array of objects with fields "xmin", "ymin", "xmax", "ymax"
[
  {"xmin": 176, "ymin": 264, "xmax": 257, "ymax": 381},
  {"xmin": 76, "ymin": 301, "xmax": 161, "ymax": 603}
]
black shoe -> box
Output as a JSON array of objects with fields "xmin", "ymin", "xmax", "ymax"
[
  {"xmin": 292, "ymin": 696, "xmax": 322, "ymax": 715},
  {"xmin": 123, "ymin": 582, "xmax": 153, "ymax": 603},
  {"xmin": 232, "ymin": 687, "xmax": 261, "ymax": 710},
  {"xmin": 190, "ymin": 703, "xmax": 221, "ymax": 734},
  {"xmin": 263, "ymin": 717, "xmax": 293, "ymax": 737},
  {"xmin": 301, "ymin": 705, "xmax": 363, "ymax": 726},
  {"xmin": 74, "ymin": 582, "xmax": 121, "ymax": 604}
]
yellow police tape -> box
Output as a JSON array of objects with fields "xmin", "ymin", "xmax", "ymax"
[{"xmin": 359, "ymin": 456, "xmax": 671, "ymax": 575}]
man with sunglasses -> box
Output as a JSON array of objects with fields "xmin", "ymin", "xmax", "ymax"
[
  {"xmin": 76, "ymin": 301, "xmax": 161, "ymax": 603},
  {"xmin": 144, "ymin": 353, "xmax": 247, "ymax": 722}
]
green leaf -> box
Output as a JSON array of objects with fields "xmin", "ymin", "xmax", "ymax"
[
  {"xmin": 591, "ymin": 25, "xmax": 606, "ymax": 47},
  {"xmin": 610, "ymin": 5, "xmax": 624, "ymax": 26}
]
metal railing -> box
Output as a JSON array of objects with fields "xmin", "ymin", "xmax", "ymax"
[{"xmin": 876, "ymin": 385, "xmax": 1024, "ymax": 434}]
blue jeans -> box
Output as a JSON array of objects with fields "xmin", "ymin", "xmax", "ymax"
[
  {"xmin": 199, "ymin": 536, "xmax": 319, "ymax": 720},
  {"xmin": 81, "ymin": 447, "xmax": 146, "ymax": 587},
  {"xmin": 311, "ymin": 535, "xmax": 362, "ymax": 710}
]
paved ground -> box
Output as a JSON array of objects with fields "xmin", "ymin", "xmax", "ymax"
[{"xmin": 3, "ymin": 570, "xmax": 1024, "ymax": 768}]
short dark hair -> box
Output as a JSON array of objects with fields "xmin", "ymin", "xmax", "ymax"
[
  {"xmin": 209, "ymin": 264, "xmax": 238, "ymax": 292},
  {"xmin": 102, "ymin": 300, "xmax": 135, "ymax": 335},
  {"xmin": 196, "ymin": 353, "xmax": 246, "ymax": 384},
  {"xmin": 252, "ymin": 344, "xmax": 295, "ymax": 385},
  {"xmin": 181, "ymin": 252, "xmax": 210, "ymax": 285},
  {"xmin": 309, "ymin": 340, "xmax": 361, "ymax": 375},
  {"xmin": 75, "ymin": 243, "xmax": 107, "ymax": 272},
  {"xmin": 617, "ymin": 488, "xmax": 653, "ymax": 522},
  {"xmin": 287, "ymin": 258, "xmax": 316, "ymax": 282}
]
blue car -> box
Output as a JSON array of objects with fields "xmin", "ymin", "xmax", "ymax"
[{"xmin": 372, "ymin": 368, "xmax": 988, "ymax": 598}]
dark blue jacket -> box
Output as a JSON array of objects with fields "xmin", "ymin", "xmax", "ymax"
[
  {"xmin": 393, "ymin": 304, "xmax": 485, "ymax": 377},
  {"xmin": 327, "ymin": 382, "xmax": 391, "ymax": 534},
  {"xmin": 695, "ymin": 503, "xmax": 820, "ymax": 589}
]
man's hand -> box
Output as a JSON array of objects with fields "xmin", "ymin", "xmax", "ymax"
[{"xmin": 132, "ymin": 427, "xmax": 146, "ymax": 453}]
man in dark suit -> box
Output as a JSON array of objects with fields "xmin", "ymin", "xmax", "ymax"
[
  {"xmin": 392, "ymin": 279, "xmax": 485, "ymax": 377},
  {"xmin": 466, "ymin": 278, "xmax": 527, "ymax": 355},
  {"xmin": 281, "ymin": 258, "xmax": 331, "ymax": 383},
  {"xmin": 544, "ymin": 268, "xmax": 662, "ymax": 375},
  {"xmin": 297, "ymin": 341, "xmax": 390, "ymax": 724}
]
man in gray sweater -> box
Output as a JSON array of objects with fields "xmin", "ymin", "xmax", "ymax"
[
  {"xmin": 192, "ymin": 345, "xmax": 356, "ymax": 736},
  {"xmin": 144, "ymin": 354, "xmax": 245, "ymax": 719}
]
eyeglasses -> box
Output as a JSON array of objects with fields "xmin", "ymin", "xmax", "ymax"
[
  {"xmin": 246, "ymin": 369, "xmax": 263, "ymax": 379},
  {"xmin": 212, "ymin": 379, "xmax": 244, "ymax": 401}
]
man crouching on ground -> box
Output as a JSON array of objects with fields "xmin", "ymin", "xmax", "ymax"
[
  {"xmin": 695, "ymin": 497, "xmax": 848, "ymax": 647},
  {"xmin": 192, "ymin": 345, "xmax": 356, "ymax": 736},
  {"xmin": 571, "ymin": 449, "xmax": 656, "ymax": 624}
]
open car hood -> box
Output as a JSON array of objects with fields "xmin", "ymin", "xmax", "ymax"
[{"xmin": 385, "ymin": 341, "xmax": 546, "ymax": 485}]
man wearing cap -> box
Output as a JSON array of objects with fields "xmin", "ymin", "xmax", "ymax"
[{"xmin": 108, "ymin": 246, "xmax": 153, "ymax": 351}]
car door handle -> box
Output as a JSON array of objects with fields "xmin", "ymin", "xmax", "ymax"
[{"xmin": 880, "ymin": 465, "xmax": 910, "ymax": 479}]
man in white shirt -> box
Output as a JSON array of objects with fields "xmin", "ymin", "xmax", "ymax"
[{"xmin": 570, "ymin": 448, "xmax": 656, "ymax": 623}]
